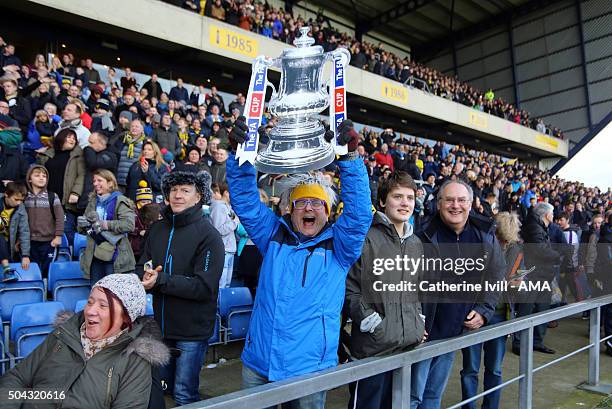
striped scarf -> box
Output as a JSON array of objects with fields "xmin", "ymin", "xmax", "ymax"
[{"xmin": 123, "ymin": 132, "xmax": 145, "ymax": 159}]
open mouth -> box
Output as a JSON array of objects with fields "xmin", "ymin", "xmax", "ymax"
[{"xmin": 302, "ymin": 215, "xmax": 316, "ymax": 228}]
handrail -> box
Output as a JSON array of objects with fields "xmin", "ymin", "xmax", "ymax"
[{"xmin": 179, "ymin": 294, "xmax": 612, "ymax": 409}]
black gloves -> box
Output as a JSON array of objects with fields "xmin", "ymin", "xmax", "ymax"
[
  {"xmin": 323, "ymin": 119, "xmax": 360, "ymax": 152},
  {"xmin": 228, "ymin": 116, "xmax": 249, "ymax": 152},
  {"xmin": 229, "ymin": 116, "xmax": 268, "ymax": 152}
]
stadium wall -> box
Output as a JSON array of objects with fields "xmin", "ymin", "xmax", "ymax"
[{"xmin": 424, "ymin": 0, "xmax": 612, "ymax": 148}]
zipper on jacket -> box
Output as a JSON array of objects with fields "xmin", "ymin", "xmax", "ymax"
[
  {"xmin": 302, "ymin": 250, "xmax": 313, "ymax": 287},
  {"xmin": 319, "ymin": 315, "xmax": 327, "ymax": 364},
  {"xmin": 161, "ymin": 215, "xmax": 176, "ymax": 336},
  {"xmin": 104, "ymin": 367, "xmax": 114, "ymax": 407}
]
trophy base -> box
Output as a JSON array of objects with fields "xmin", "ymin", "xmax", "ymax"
[{"xmin": 254, "ymin": 118, "xmax": 336, "ymax": 174}]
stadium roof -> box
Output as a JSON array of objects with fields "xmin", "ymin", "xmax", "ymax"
[{"xmin": 297, "ymin": 0, "xmax": 562, "ymax": 59}]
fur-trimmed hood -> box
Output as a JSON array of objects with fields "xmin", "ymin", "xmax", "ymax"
[{"xmin": 54, "ymin": 310, "xmax": 170, "ymax": 367}]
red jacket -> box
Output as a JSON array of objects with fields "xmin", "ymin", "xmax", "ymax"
[{"xmin": 374, "ymin": 152, "xmax": 394, "ymax": 171}]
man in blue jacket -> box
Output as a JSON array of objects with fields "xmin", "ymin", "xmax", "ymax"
[
  {"xmin": 411, "ymin": 179, "xmax": 506, "ymax": 409},
  {"xmin": 227, "ymin": 117, "xmax": 372, "ymax": 408}
]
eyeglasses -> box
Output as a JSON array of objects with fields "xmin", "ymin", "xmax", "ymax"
[
  {"xmin": 293, "ymin": 199, "xmax": 325, "ymax": 210},
  {"xmin": 442, "ymin": 197, "xmax": 471, "ymax": 205}
]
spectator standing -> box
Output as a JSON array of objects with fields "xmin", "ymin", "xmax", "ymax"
[
  {"xmin": 411, "ymin": 180, "xmax": 505, "ymax": 409},
  {"xmin": 140, "ymin": 171, "xmax": 224, "ymax": 406},
  {"xmin": 55, "ymin": 102, "xmax": 91, "ymax": 148},
  {"xmin": 120, "ymin": 67, "xmax": 138, "ymax": 91},
  {"xmin": 38, "ymin": 128, "xmax": 85, "ymax": 245},
  {"xmin": 83, "ymin": 58, "xmax": 101, "ymax": 84},
  {"xmin": 0, "ymin": 182, "xmax": 30, "ymax": 281},
  {"xmin": 24, "ymin": 165, "xmax": 64, "ymax": 278},
  {"xmin": 0, "ymin": 273, "xmax": 170, "ymax": 409},
  {"xmin": 152, "ymin": 113, "xmax": 181, "ymax": 156},
  {"xmin": 210, "ymin": 147, "xmax": 228, "ymax": 184},
  {"xmin": 141, "ymin": 74, "xmax": 164, "ymax": 100},
  {"xmin": 169, "ymin": 78, "xmax": 189, "ymax": 103},
  {"xmin": 115, "ymin": 119, "xmax": 146, "ymax": 188},
  {"xmin": 126, "ymin": 139, "xmax": 168, "ymax": 201},
  {"xmin": 210, "ymin": 183, "xmax": 238, "ymax": 288},
  {"xmin": 78, "ymin": 169, "xmax": 136, "ymax": 284},
  {"xmin": 594, "ymin": 214, "xmax": 612, "ymax": 356},
  {"xmin": 0, "ymin": 138, "xmax": 28, "ymax": 193},
  {"xmin": 345, "ymin": 172, "xmax": 425, "ymax": 408},
  {"xmin": 460, "ymin": 211, "xmax": 523, "ymax": 409},
  {"xmin": 512, "ymin": 202, "xmax": 560, "ymax": 355},
  {"xmin": 80, "ymin": 132, "xmax": 119, "ymax": 208},
  {"xmin": 374, "ymin": 143, "xmax": 394, "ymax": 171},
  {"xmin": 2, "ymin": 78, "xmax": 32, "ymax": 133},
  {"xmin": 227, "ymin": 118, "xmax": 371, "ymax": 408}
]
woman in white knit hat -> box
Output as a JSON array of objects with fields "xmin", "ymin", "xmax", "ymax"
[{"xmin": 0, "ymin": 273, "xmax": 169, "ymax": 409}]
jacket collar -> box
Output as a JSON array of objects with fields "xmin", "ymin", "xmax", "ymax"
[
  {"xmin": 162, "ymin": 203, "xmax": 202, "ymax": 227},
  {"xmin": 54, "ymin": 311, "xmax": 170, "ymax": 366},
  {"xmin": 373, "ymin": 211, "xmax": 414, "ymax": 241}
]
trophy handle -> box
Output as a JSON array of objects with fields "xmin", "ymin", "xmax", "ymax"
[{"xmin": 329, "ymin": 47, "xmax": 351, "ymax": 68}]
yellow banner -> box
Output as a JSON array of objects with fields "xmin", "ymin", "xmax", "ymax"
[
  {"xmin": 468, "ymin": 111, "xmax": 488, "ymax": 129},
  {"xmin": 381, "ymin": 81, "xmax": 408, "ymax": 104},
  {"xmin": 536, "ymin": 134, "xmax": 559, "ymax": 149},
  {"xmin": 209, "ymin": 25, "xmax": 258, "ymax": 58}
]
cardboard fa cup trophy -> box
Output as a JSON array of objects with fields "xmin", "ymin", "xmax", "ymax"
[{"xmin": 236, "ymin": 27, "xmax": 350, "ymax": 173}]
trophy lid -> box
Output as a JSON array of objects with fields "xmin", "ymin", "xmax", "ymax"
[{"xmin": 281, "ymin": 27, "xmax": 323, "ymax": 58}]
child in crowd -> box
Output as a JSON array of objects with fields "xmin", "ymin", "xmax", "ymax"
[
  {"xmin": 210, "ymin": 182, "xmax": 238, "ymax": 288},
  {"xmin": 24, "ymin": 165, "xmax": 65, "ymax": 277},
  {"xmin": 128, "ymin": 181, "xmax": 160, "ymax": 259},
  {"xmin": 0, "ymin": 182, "xmax": 31, "ymax": 282}
]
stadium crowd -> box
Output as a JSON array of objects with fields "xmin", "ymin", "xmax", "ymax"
[
  {"xmin": 174, "ymin": 0, "xmax": 565, "ymax": 139},
  {"xmin": 0, "ymin": 33, "xmax": 610, "ymax": 409}
]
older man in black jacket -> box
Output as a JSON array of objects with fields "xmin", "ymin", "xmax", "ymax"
[
  {"xmin": 140, "ymin": 171, "xmax": 224, "ymax": 406},
  {"xmin": 411, "ymin": 179, "xmax": 505, "ymax": 409},
  {"xmin": 512, "ymin": 202, "xmax": 561, "ymax": 355}
]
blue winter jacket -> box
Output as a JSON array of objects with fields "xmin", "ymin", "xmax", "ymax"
[{"xmin": 227, "ymin": 154, "xmax": 372, "ymax": 381}]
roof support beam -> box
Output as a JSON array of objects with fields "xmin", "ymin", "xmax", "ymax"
[
  {"xmin": 355, "ymin": 0, "xmax": 438, "ymax": 38},
  {"xmin": 414, "ymin": 0, "xmax": 565, "ymax": 61}
]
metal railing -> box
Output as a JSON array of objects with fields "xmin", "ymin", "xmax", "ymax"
[{"xmin": 179, "ymin": 294, "xmax": 612, "ymax": 409}]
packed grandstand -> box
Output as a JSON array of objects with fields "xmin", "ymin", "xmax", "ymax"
[{"xmin": 0, "ymin": 0, "xmax": 610, "ymax": 408}]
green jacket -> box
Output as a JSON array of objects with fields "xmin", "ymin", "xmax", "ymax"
[
  {"xmin": 79, "ymin": 193, "xmax": 136, "ymax": 278},
  {"xmin": 345, "ymin": 212, "xmax": 425, "ymax": 359},
  {"xmin": 0, "ymin": 312, "xmax": 169, "ymax": 409},
  {"xmin": 37, "ymin": 147, "xmax": 86, "ymax": 213}
]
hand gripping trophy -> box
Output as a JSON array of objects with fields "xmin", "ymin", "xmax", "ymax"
[{"xmin": 236, "ymin": 27, "xmax": 351, "ymax": 173}]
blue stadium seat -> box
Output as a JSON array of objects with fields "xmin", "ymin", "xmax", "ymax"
[
  {"xmin": 218, "ymin": 287, "xmax": 253, "ymax": 342},
  {"xmin": 0, "ymin": 325, "xmax": 7, "ymax": 374},
  {"xmin": 54, "ymin": 234, "xmax": 72, "ymax": 262},
  {"xmin": 74, "ymin": 299, "xmax": 87, "ymax": 312},
  {"xmin": 208, "ymin": 313, "xmax": 224, "ymax": 346},
  {"xmin": 48, "ymin": 262, "xmax": 90, "ymax": 311},
  {"xmin": 73, "ymin": 233, "xmax": 88, "ymax": 260},
  {"xmin": 0, "ymin": 263, "xmax": 45, "ymax": 323},
  {"xmin": 10, "ymin": 301, "xmax": 64, "ymax": 359}
]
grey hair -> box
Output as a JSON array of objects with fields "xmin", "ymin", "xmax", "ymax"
[
  {"xmin": 533, "ymin": 202, "xmax": 554, "ymax": 220},
  {"xmin": 436, "ymin": 179, "xmax": 474, "ymax": 202},
  {"xmin": 282, "ymin": 173, "xmax": 338, "ymax": 208}
]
